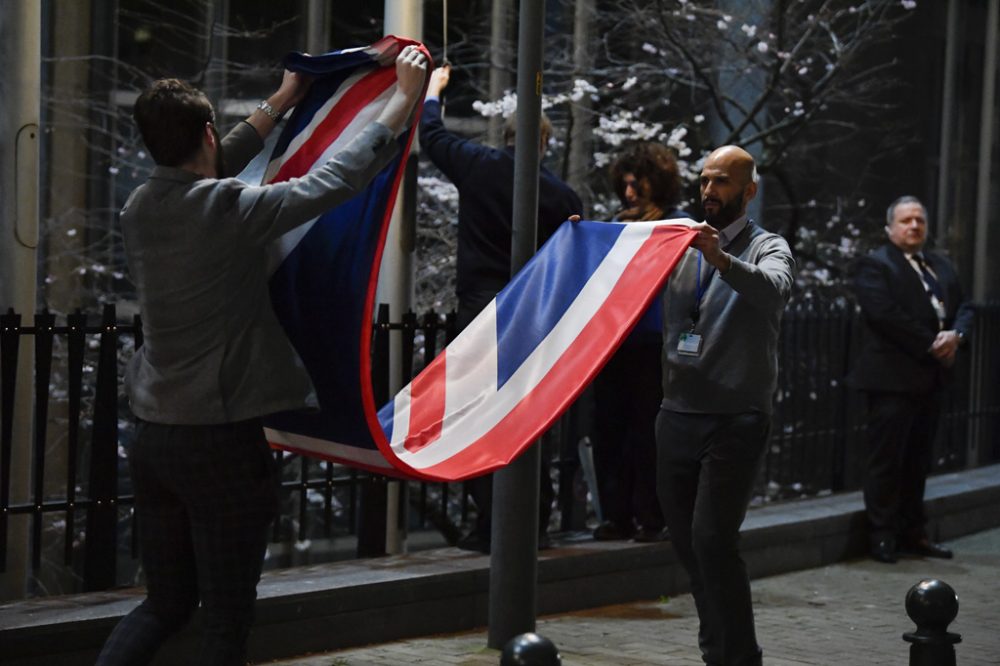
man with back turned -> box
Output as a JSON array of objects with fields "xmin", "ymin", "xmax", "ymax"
[{"xmin": 96, "ymin": 46, "xmax": 428, "ymax": 665}]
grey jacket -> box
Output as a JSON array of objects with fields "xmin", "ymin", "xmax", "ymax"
[
  {"xmin": 122, "ymin": 120, "xmax": 398, "ymax": 424},
  {"xmin": 661, "ymin": 222, "xmax": 795, "ymax": 415}
]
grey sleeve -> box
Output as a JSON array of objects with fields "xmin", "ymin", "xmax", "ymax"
[
  {"xmin": 221, "ymin": 121, "xmax": 265, "ymax": 177},
  {"xmin": 234, "ymin": 122, "xmax": 398, "ymax": 245},
  {"xmin": 722, "ymin": 235, "xmax": 795, "ymax": 312}
]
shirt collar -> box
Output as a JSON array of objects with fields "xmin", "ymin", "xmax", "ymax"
[{"xmin": 717, "ymin": 214, "xmax": 749, "ymax": 247}]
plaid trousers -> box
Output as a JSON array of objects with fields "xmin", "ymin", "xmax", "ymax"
[{"xmin": 96, "ymin": 418, "xmax": 278, "ymax": 666}]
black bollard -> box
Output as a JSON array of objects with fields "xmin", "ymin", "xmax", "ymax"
[
  {"xmin": 499, "ymin": 632, "xmax": 562, "ymax": 666},
  {"xmin": 902, "ymin": 579, "xmax": 962, "ymax": 666}
]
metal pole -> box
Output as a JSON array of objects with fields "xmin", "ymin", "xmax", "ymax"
[
  {"xmin": 0, "ymin": 0, "xmax": 40, "ymax": 601},
  {"xmin": 487, "ymin": 0, "xmax": 514, "ymax": 147},
  {"xmin": 487, "ymin": 0, "xmax": 545, "ymax": 649},
  {"xmin": 973, "ymin": 0, "xmax": 998, "ymax": 302},
  {"xmin": 380, "ymin": 0, "xmax": 423, "ymax": 555},
  {"xmin": 567, "ymin": 0, "xmax": 595, "ymax": 209},
  {"xmin": 934, "ymin": 0, "xmax": 959, "ymax": 242},
  {"xmin": 305, "ymin": 0, "xmax": 331, "ymax": 55}
]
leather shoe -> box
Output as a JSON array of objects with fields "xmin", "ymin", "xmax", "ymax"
[
  {"xmin": 899, "ymin": 538, "xmax": 953, "ymax": 559},
  {"xmin": 870, "ymin": 539, "xmax": 897, "ymax": 564},
  {"xmin": 593, "ymin": 520, "xmax": 635, "ymax": 541},
  {"xmin": 634, "ymin": 526, "xmax": 669, "ymax": 543},
  {"xmin": 455, "ymin": 532, "xmax": 491, "ymax": 554}
]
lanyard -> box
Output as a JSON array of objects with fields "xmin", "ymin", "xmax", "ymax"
[{"xmin": 690, "ymin": 252, "xmax": 714, "ymax": 329}]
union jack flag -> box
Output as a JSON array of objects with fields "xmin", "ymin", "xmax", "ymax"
[{"xmin": 259, "ymin": 37, "xmax": 697, "ymax": 481}]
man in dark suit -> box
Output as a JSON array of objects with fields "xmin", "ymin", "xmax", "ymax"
[
  {"xmin": 420, "ymin": 64, "xmax": 582, "ymax": 553},
  {"xmin": 848, "ymin": 195, "xmax": 974, "ymax": 564}
]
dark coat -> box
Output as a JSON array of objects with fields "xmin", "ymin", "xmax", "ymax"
[
  {"xmin": 847, "ymin": 243, "xmax": 974, "ymax": 393},
  {"xmin": 419, "ymin": 99, "xmax": 582, "ymax": 310}
]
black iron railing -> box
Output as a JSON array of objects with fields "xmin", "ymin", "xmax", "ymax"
[{"xmin": 1, "ymin": 301, "xmax": 998, "ymax": 595}]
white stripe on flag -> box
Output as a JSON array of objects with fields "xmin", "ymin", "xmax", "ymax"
[
  {"xmin": 263, "ymin": 68, "xmax": 371, "ymax": 183},
  {"xmin": 394, "ymin": 222, "xmax": 658, "ymax": 469},
  {"xmin": 265, "ymin": 427, "xmax": 394, "ymax": 469},
  {"xmin": 264, "ymin": 83, "xmax": 398, "ymax": 274}
]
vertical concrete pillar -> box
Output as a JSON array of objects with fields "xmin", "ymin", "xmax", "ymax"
[{"xmin": 0, "ymin": 0, "xmax": 41, "ymax": 601}]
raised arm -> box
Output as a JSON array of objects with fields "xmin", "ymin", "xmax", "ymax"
[{"xmin": 234, "ymin": 46, "xmax": 429, "ymax": 244}]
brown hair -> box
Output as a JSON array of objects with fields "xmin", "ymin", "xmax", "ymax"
[
  {"xmin": 609, "ymin": 142, "xmax": 683, "ymax": 221},
  {"xmin": 503, "ymin": 111, "xmax": 554, "ymax": 153},
  {"xmin": 133, "ymin": 78, "xmax": 215, "ymax": 167}
]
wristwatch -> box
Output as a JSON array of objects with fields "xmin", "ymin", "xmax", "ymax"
[{"xmin": 256, "ymin": 99, "xmax": 283, "ymax": 123}]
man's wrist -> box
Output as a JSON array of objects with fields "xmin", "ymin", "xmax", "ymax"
[
  {"xmin": 257, "ymin": 99, "xmax": 283, "ymax": 123},
  {"xmin": 717, "ymin": 252, "xmax": 733, "ymax": 275}
]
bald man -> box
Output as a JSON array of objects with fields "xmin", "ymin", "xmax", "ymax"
[{"xmin": 655, "ymin": 146, "xmax": 794, "ymax": 666}]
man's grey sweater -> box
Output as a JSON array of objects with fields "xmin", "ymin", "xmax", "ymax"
[{"xmin": 660, "ymin": 221, "xmax": 794, "ymax": 415}]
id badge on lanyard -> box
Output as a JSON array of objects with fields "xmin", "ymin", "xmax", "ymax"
[{"xmin": 678, "ymin": 253, "xmax": 710, "ymax": 357}]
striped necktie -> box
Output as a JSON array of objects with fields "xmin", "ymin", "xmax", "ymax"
[{"xmin": 913, "ymin": 254, "xmax": 945, "ymax": 303}]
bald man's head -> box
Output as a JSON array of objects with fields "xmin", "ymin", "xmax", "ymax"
[{"xmin": 700, "ymin": 145, "xmax": 758, "ymax": 227}]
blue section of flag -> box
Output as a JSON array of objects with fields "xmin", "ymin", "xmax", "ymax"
[
  {"xmin": 494, "ymin": 221, "xmax": 625, "ymax": 388},
  {"xmin": 262, "ymin": 47, "xmax": 407, "ymax": 452},
  {"xmin": 377, "ymin": 391, "xmax": 396, "ymax": 442}
]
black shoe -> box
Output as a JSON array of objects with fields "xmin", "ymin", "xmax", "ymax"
[
  {"xmin": 593, "ymin": 520, "xmax": 635, "ymax": 541},
  {"xmin": 870, "ymin": 539, "xmax": 897, "ymax": 564},
  {"xmin": 634, "ymin": 526, "xmax": 669, "ymax": 543},
  {"xmin": 455, "ymin": 532, "xmax": 491, "ymax": 554},
  {"xmin": 899, "ymin": 538, "xmax": 953, "ymax": 559}
]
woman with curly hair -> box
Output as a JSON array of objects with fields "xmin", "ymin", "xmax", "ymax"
[
  {"xmin": 610, "ymin": 141, "xmax": 686, "ymax": 222},
  {"xmin": 591, "ymin": 141, "xmax": 690, "ymax": 542}
]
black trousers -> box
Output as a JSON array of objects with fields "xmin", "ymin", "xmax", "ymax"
[
  {"xmin": 96, "ymin": 419, "xmax": 278, "ymax": 666},
  {"xmin": 862, "ymin": 390, "xmax": 939, "ymax": 546},
  {"xmin": 592, "ymin": 340, "xmax": 664, "ymax": 531},
  {"xmin": 656, "ymin": 409, "xmax": 768, "ymax": 666}
]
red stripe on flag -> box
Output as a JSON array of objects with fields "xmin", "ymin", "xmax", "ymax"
[
  {"xmin": 402, "ymin": 349, "xmax": 448, "ymax": 453},
  {"xmin": 270, "ymin": 65, "xmax": 397, "ymax": 183},
  {"xmin": 402, "ymin": 225, "xmax": 696, "ymax": 480}
]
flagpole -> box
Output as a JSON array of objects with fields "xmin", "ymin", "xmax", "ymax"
[
  {"xmin": 379, "ymin": 0, "xmax": 424, "ymax": 557},
  {"xmin": 487, "ymin": 0, "xmax": 545, "ymax": 649}
]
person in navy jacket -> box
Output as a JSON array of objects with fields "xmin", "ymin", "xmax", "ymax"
[
  {"xmin": 848, "ymin": 195, "xmax": 974, "ymax": 564},
  {"xmin": 420, "ymin": 64, "xmax": 582, "ymax": 553}
]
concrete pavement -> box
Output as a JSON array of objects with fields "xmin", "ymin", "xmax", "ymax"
[
  {"xmin": 261, "ymin": 528, "xmax": 1000, "ymax": 665},
  {"xmin": 4, "ymin": 467, "xmax": 998, "ymax": 665}
]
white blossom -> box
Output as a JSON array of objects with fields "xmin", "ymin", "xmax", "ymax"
[
  {"xmin": 741, "ymin": 24, "xmax": 757, "ymax": 38},
  {"xmin": 622, "ymin": 76, "xmax": 638, "ymax": 91},
  {"xmin": 757, "ymin": 41, "xmax": 769, "ymax": 53},
  {"xmin": 693, "ymin": 114, "xmax": 705, "ymax": 124},
  {"xmin": 642, "ymin": 42, "xmax": 658, "ymax": 55},
  {"xmin": 417, "ymin": 175, "xmax": 459, "ymax": 205}
]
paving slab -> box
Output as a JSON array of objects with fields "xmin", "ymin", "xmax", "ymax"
[{"xmin": 261, "ymin": 528, "xmax": 1000, "ymax": 665}]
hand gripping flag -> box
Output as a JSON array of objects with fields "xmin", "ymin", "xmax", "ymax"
[{"xmin": 260, "ymin": 37, "xmax": 698, "ymax": 481}]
